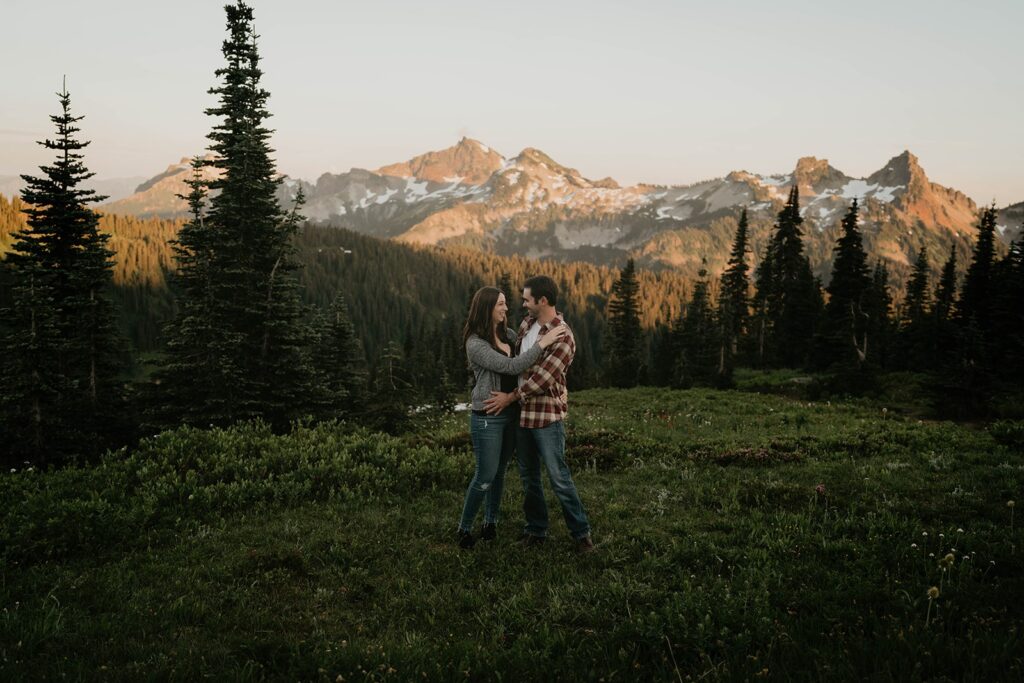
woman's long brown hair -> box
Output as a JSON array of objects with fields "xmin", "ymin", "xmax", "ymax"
[{"xmin": 462, "ymin": 286, "xmax": 508, "ymax": 350}]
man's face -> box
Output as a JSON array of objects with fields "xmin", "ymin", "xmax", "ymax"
[{"xmin": 522, "ymin": 287, "xmax": 542, "ymax": 318}]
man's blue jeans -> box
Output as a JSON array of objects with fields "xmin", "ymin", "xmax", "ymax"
[
  {"xmin": 458, "ymin": 409, "xmax": 516, "ymax": 533},
  {"xmin": 516, "ymin": 420, "xmax": 591, "ymax": 540}
]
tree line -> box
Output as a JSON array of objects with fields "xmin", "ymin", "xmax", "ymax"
[{"xmin": 604, "ymin": 189, "xmax": 1024, "ymax": 418}]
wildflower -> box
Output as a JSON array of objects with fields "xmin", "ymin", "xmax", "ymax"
[
  {"xmin": 922, "ymin": 532, "xmax": 928, "ymax": 537},
  {"xmin": 956, "ymin": 528, "xmax": 964, "ymax": 534},
  {"xmin": 940, "ymin": 553, "xmax": 955, "ymax": 568},
  {"xmin": 927, "ymin": 587, "xmax": 939, "ymax": 599},
  {"xmin": 928, "ymin": 553, "xmax": 935, "ymax": 558},
  {"xmin": 939, "ymin": 533, "xmax": 944, "ymax": 539},
  {"xmin": 1008, "ymin": 501, "xmax": 1016, "ymax": 508},
  {"xmin": 815, "ymin": 484, "xmax": 826, "ymax": 496},
  {"xmin": 911, "ymin": 543, "xmax": 918, "ymax": 549}
]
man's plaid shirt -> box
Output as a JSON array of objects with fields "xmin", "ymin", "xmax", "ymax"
[{"xmin": 511, "ymin": 313, "xmax": 575, "ymax": 429}]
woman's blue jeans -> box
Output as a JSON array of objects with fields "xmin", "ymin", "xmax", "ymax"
[{"xmin": 459, "ymin": 408, "xmax": 517, "ymax": 533}]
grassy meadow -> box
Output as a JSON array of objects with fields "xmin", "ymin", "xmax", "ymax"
[{"xmin": 2, "ymin": 384, "xmax": 1022, "ymax": 681}]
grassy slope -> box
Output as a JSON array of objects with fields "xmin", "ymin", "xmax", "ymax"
[{"xmin": 2, "ymin": 388, "xmax": 1022, "ymax": 681}]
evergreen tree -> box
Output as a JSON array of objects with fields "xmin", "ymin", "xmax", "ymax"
[
  {"xmin": 930, "ymin": 248, "xmax": 961, "ymax": 373},
  {"xmin": 0, "ymin": 83, "xmax": 124, "ymax": 464},
  {"xmin": 934, "ymin": 249, "xmax": 959, "ymax": 324},
  {"xmin": 938, "ymin": 207, "xmax": 1000, "ymax": 417},
  {"xmin": 156, "ymin": 1, "xmax": 318, "ymax": 429},
  {"xmin": 898, "ymin": 245, "xmax": 932, "ymax": 371},
  {"xmin": 649, "ymin": 321, "xmax": 677, "ymax": 388},
  {"xmin": 989, "ymin": 240, "xmax": 1024, "ymax": 386},
  {"xmin": 604, "ymin": 258, "xmax": 643, "ymax": 387},
  {"xmin": 0, "ymin": 261, "xmax": 64, "ymax": 465},
  {"xmin": 316, "ymin": 293, "xmax": 367, "ymax": 419},
  {"xmin": 751, "ymin": 241, "xmax": 775, "ymax": 368},
  {"xmin": 718, "ymin": 208, "xmax": 750, "ymax": 383},
  {"xmin": 150, "ymin": 158, "xmax": 245, "ymax": 427},
  {"xmin": 754, "ymin": 187, "xmax": 819, "ymax": 368},
  {"xmin": 959, "ymin": 206, "xmax": 998, "ymax": 328},
  {"xmin": 864, "ymin": 262, "xmax": 895, "ymax": 371},
  {"xmin": 903, "ymin": 246, "xmax": 931, "ymax": 325},
  {"xmin": 817, "ymin": 200, "xmax": 871, "ymax": 371},
  {"xmin": 365, "ymin": 341, "xmax": 414, "ymax": 434},
  {"xmin": 677, "ymin": 260, "xmax": 719, "ymax": 387},
  {"xmin": 993, "ymin": 239, "xmax": 1024, "ymax": 384},
  {"xmin": 498, "ymin": 272, "xmax": 514, "ymax": 308}
]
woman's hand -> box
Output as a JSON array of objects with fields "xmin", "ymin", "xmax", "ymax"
[{"xmin": 538, "ymin": 324, "xmax": 567, "ymax": 349}]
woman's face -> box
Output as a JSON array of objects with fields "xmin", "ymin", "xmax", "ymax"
[{"xmin": 492, "ymin": 293, "xmax": 508, "ymax": 326}]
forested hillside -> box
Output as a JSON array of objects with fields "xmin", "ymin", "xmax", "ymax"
[{"xmin": 1, "ymin": 193, "xmax": 691, "ymax": 379}]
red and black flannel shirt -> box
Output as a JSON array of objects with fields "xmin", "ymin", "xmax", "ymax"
[{"xmin": 511, "ymin": 313, "xmax": 575, "ymax": 429}]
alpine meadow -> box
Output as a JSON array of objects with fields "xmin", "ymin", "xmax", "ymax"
[{"xmin": 1, "ymin": 1, "xmax": 1022, "ymax": 681}]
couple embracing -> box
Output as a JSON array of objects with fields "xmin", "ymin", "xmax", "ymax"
[{"xmin": 457, "ymin": 275, "xmax": 594, "ymax": 553}]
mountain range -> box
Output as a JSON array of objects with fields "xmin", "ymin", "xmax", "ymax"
[
  {"xmin": 96, "ymin": 139, "xmax": 1022, "ymax": 282},
  {"xmin": 0, "ymin": 174, "xmax": 146, "ymax": 204}
]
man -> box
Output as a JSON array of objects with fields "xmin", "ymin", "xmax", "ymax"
[{"xmin": 483, "ymin": 275, "xmax": 594, "ymax": 553}]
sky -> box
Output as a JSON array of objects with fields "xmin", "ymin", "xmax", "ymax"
[{"xmin": 1, "ymin": 0, "xmax": 1021, "ymax": 205}]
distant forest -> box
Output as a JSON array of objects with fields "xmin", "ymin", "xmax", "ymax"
[{"xmin": 0, "ymin": 191, "xmax": 690, "ymax": 384}]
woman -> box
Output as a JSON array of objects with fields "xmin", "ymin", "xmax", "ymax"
[{"xmin": 458, "ymin": 286, "xmax": 564, "ymax": 549}]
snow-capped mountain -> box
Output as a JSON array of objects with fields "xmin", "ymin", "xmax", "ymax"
[{"xmin": 98, "ymin": 139, "xmax": 1020, "ymax": 281}]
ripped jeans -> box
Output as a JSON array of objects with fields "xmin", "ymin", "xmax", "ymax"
[{"xmin": 458, "ymin": 408, "xmax": 518, "ymax": 533}]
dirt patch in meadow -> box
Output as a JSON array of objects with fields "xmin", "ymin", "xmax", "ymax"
[{"xmin": 693, "ymin": 441, "xmax": 804, "ymax": 467}]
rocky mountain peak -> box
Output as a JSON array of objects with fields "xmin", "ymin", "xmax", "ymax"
[
  {"xmin": 377, "ymin": 138, "xmax": 504, "ymax": 185},
  {"xmin": 592, "ymin": 177, "xmax": 620, "ymax": 189},
  {"xmin": 867, "ymin": 150, "xmax": 927, "ymax": 195},
  {"xmin": 134, "ymin": 153, "xmax": 217, "ymax": 194},
  {"xmin": 793, "ymin": 156, "xmax": 847, "ymax": 195}
]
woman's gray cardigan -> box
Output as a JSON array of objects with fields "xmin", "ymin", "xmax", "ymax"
[{"xmin": 466, "ymin": 329, "xmax": 544, "ymax": 412}]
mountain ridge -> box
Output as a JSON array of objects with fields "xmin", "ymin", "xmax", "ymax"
[{"xmin": 92, "ymin": 140, "xmax": 1020, "ymax": 282}]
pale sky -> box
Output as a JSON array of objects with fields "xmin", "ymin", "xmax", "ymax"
[{"xmin": 2, "ymin": 0, "xmax": 1021, "ymax": 204}]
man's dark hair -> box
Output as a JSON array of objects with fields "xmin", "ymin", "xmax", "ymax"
[{"xmin": 524, "ymin": 275, "xmax": 558, "ymax": 307}]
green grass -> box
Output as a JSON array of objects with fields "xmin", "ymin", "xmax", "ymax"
[{"xmin": 3, "ymin": 388, "xmax": 1023, "ymax": 681}]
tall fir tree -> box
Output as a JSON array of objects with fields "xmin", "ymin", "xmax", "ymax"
[
  {"xmin": 604, "ymin": 258, "xmax": 643, "ymax": 387},
  {"xmin": 316, "ymin": 293, "xmax": 367, "ymax": 419},
  {"xmin": 934, "ymin": 249, "xmax": 959, "ymax": 325},
  {"xmin": 718, "ymin": 208, "xmax": 750, "ymax": 383},
  {"xmin": 365, "ymin": 341, "xmax": 415, "ymax": 434},
  {"xmin": 753, "ymin": 187, "xmax": 819, "ymax": 368},
  {"xmin": 751, "ymin": 240, "xmax": 775, "ymax": 368},
  {"xmin": 817, "ymin": 200, "xmax": 871, "ymax": 372},
  {"xmin": 156, "ymin": 1, "xmax": 318, "ymax": 429},
  {"xmin": 989, "ymin": 239, "xmax": 1024, "ymax": 386},
  {"xmin": 863, "ymin": 262, "xmax": 895, "ymax": 371},
  {"xmin": 930, "ymin": 248, "xmax": 961, "ymax": 372},
  {"xmin": 959, "ymin": 206, "xmax": 998, "ymax": 329},
  {"xmin": 677, "ymin": 260, "xmax": 720, "ymax": 388},
  {"xmin": 0, "ymin": 83, "xmax": 124, "ymax": 464},
  {"xmin": 902, "ymin": 246, "xmax": 931, "ymax": 325},
  {"xmin": 150, "ymin": 158, "xmax": 246, "ymax": 427},
  {"xmin": 938, "ymin": 206, "xmax": 1000, "ymax": 416},
  {"xmin": 897, "ymin": 245, "xmax": 933, "ymax": 371},
  {"xmin": 0, "ymin": 259, "xmax": 64, "ymax": 465},
  {"xmin": 498, "ymin": 272, "xmax": 514, "ymax": 309}
]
